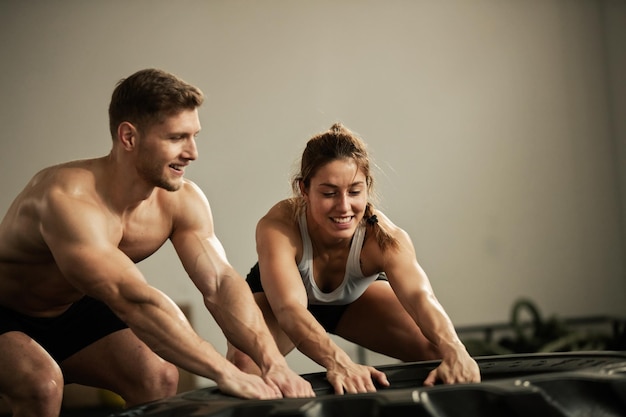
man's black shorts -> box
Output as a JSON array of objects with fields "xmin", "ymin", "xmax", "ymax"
[{"xmin": 0, "ymin": 296, "xmax": 128, "ymax": 362}]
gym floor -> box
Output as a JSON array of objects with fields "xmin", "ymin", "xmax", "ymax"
[{"xmin": 0, "ymin": 407, "xmax": 120, "ymax": 417}]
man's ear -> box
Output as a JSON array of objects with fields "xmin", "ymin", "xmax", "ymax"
[{"xmin": 117, "ymin": 122, "xmax": 138, "ymax": 150}]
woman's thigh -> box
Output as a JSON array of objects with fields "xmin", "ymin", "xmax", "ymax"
[
  {"xmin": 334, "ymin": 281, "xmax": 439, "ymax": 361},
  {"xmin": 253, "ymin": 293, "xmax": 296, "ymax": 355}
]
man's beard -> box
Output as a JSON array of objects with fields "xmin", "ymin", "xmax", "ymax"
[{"xmin": 137, "ymin": 159, "xmax": 181, "ymax": 192}]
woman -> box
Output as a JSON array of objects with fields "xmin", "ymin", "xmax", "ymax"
[{"xmin": 228, "ymin": 123, "xmax": 480, "ymax": 394}]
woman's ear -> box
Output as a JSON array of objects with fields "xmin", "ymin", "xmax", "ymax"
[{"xmin": 299, "ymin": 180, "xmax": 308, "ymax": 199}]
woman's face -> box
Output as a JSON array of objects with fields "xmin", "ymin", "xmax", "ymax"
[{"xmin": 303, "ymin": 158, "xmax": 368, "ymax": 241}]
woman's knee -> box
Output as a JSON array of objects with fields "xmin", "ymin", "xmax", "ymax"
[
  {"xmin": 147, "ymin": 360, "xmax": 179, "ymax": 398},
  {"xmin": 416, "ymin": 339, "xmax": 441, "ymax": 361},
  {"xmin": 121, "ymin": 360, "xmax": 178, "ymax": 406},
  {"xmin": 227, "ymin": 343, "xmax": 262, "ymax": 375}
]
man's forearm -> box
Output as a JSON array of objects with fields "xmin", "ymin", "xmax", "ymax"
[
  {"xmin": 203, "ymin": 276, "xmax": 286, "ymax": 372},
  {"xmin": 110, "ymin": 286, "xmax": 239, "ymax": 382}
]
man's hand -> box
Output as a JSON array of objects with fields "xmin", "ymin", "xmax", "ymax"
[
  {"xmin": 262, "ymin": 364, "xmax": 315, "ymax": 398},
  {"xmin": 423, "ymin": 345, "xmax": 480, "ymax": 386},
  {"xmin": 215, "ymin": 369, "xmax": 282, "ymax": 400},
  {"xmin": 326, "ymin": 362, "xmax": 390, "ymax": 394}
]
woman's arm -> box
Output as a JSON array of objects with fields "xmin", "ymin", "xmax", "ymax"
[
  {"xmin": 376, "ymin": 215, "xmax": 480, "ymax": 385},
  {"xmin": 256, "ymin": 205, "xmax": 389, "ymax": 394}
]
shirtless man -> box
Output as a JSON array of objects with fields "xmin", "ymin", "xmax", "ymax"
[{"xmin": 0, "ymin": 68, "xmax": 314, "ymax": 417}]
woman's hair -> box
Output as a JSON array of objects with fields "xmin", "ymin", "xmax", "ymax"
[
  {"xmin": 108, "ymin": 68, "xmax": 204, "ymax": 138},
  {"xmin": 292, "ymin": 123, "xmax": 399, "ymax": 251}
]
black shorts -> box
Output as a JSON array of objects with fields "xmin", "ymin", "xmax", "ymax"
[
  {"xmin": 246, "ymin": 262, "xmax": 386, "ymax": 333},
  {"xmin": 0, "ymin": 296, "xmax": 128, "ymax": 362}
]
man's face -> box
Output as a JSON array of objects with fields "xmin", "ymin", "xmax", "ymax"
[{"xmin": 135, "ymin": 109, "xmax": 201, "ymax": 192}]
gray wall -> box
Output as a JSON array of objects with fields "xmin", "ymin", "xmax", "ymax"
[{"xmin": 1, "ymin": 0, "xmax": 625, "ymax": 381}]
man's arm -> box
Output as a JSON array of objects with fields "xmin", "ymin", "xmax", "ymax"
[
  {"xmin": 170, "ymin": 181, "xmax": 314, "ymax": 398},
  {"xmin": 40, "ymin": 186, "xmax": 280, "ymax": 400}
]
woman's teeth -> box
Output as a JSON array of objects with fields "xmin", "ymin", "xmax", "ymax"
[{"xmin": 332, "ymin": 217, "xmax": 351, "ymax": 224}]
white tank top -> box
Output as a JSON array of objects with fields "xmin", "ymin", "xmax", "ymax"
[{"xmin": 297, "ymin": 212, "xmax": 380, "ymax": 305}]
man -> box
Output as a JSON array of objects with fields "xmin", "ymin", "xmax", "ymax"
[{"xmin": 0, "ymin": 68, "xmax": 314, "ymax": 417}]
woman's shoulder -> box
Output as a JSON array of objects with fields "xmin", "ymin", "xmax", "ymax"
[
  {"xmin": 259, "ymin": 198, "xmax": 300, "ymax": 230},
  {"xmin": 364, "ymin": 209, "xmax": 412, "ymax": 252},
  {"xmin": 368, "ymin": 209, "xmax": 399, "ymax": 232},
  {"xmin": 265, "ymin": 198, "xmax": 299, "ymax": 218},
  {"xmin": 257, "ymin": 199, "xmax": 303, "ymax": 254}
]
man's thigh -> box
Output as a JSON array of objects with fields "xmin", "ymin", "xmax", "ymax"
[{"xmin": 60, "ymin": 328, "xmax": 173, "ymax": 390}]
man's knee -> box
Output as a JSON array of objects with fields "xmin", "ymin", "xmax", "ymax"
[
  {"xmin": 25, "ymin": 377, "xmax": 64, "ymax": 407},
  {"xmin": 4, "ymin": 366, "xmax": 64, "ymax": 417}
]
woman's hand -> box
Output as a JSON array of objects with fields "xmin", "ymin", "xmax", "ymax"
[{"xmin": 423, "ymin": 344, "xmax": 481, "ymax": 386}]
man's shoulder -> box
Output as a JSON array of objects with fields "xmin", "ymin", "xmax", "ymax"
[
  {"xmin": 32, "ymin": 158, "xmax": 101, "ymax": 188},
  {"xmin": 26, "ymin": 159, "xmax": 106, "ymax": 213},
  {"xmin": 156, "ymin": 178, "xmax": 208, "ymax": 207},
  {"xmin": 155, "ymin": 179, "xmax": 213, "ymax": 230},
  {"xmin": 0, "ymin": 160, "xmax": 100, "ymax": 262}
]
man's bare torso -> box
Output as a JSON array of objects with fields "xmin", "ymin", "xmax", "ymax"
[{"xmin": 0, "ymin": 158, "xmax": 177, "ymax": 316}]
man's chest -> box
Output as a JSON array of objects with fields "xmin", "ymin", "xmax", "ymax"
[{"xmin": 116, "ymin": 208, "xmax": 172, "ymax": 263}]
